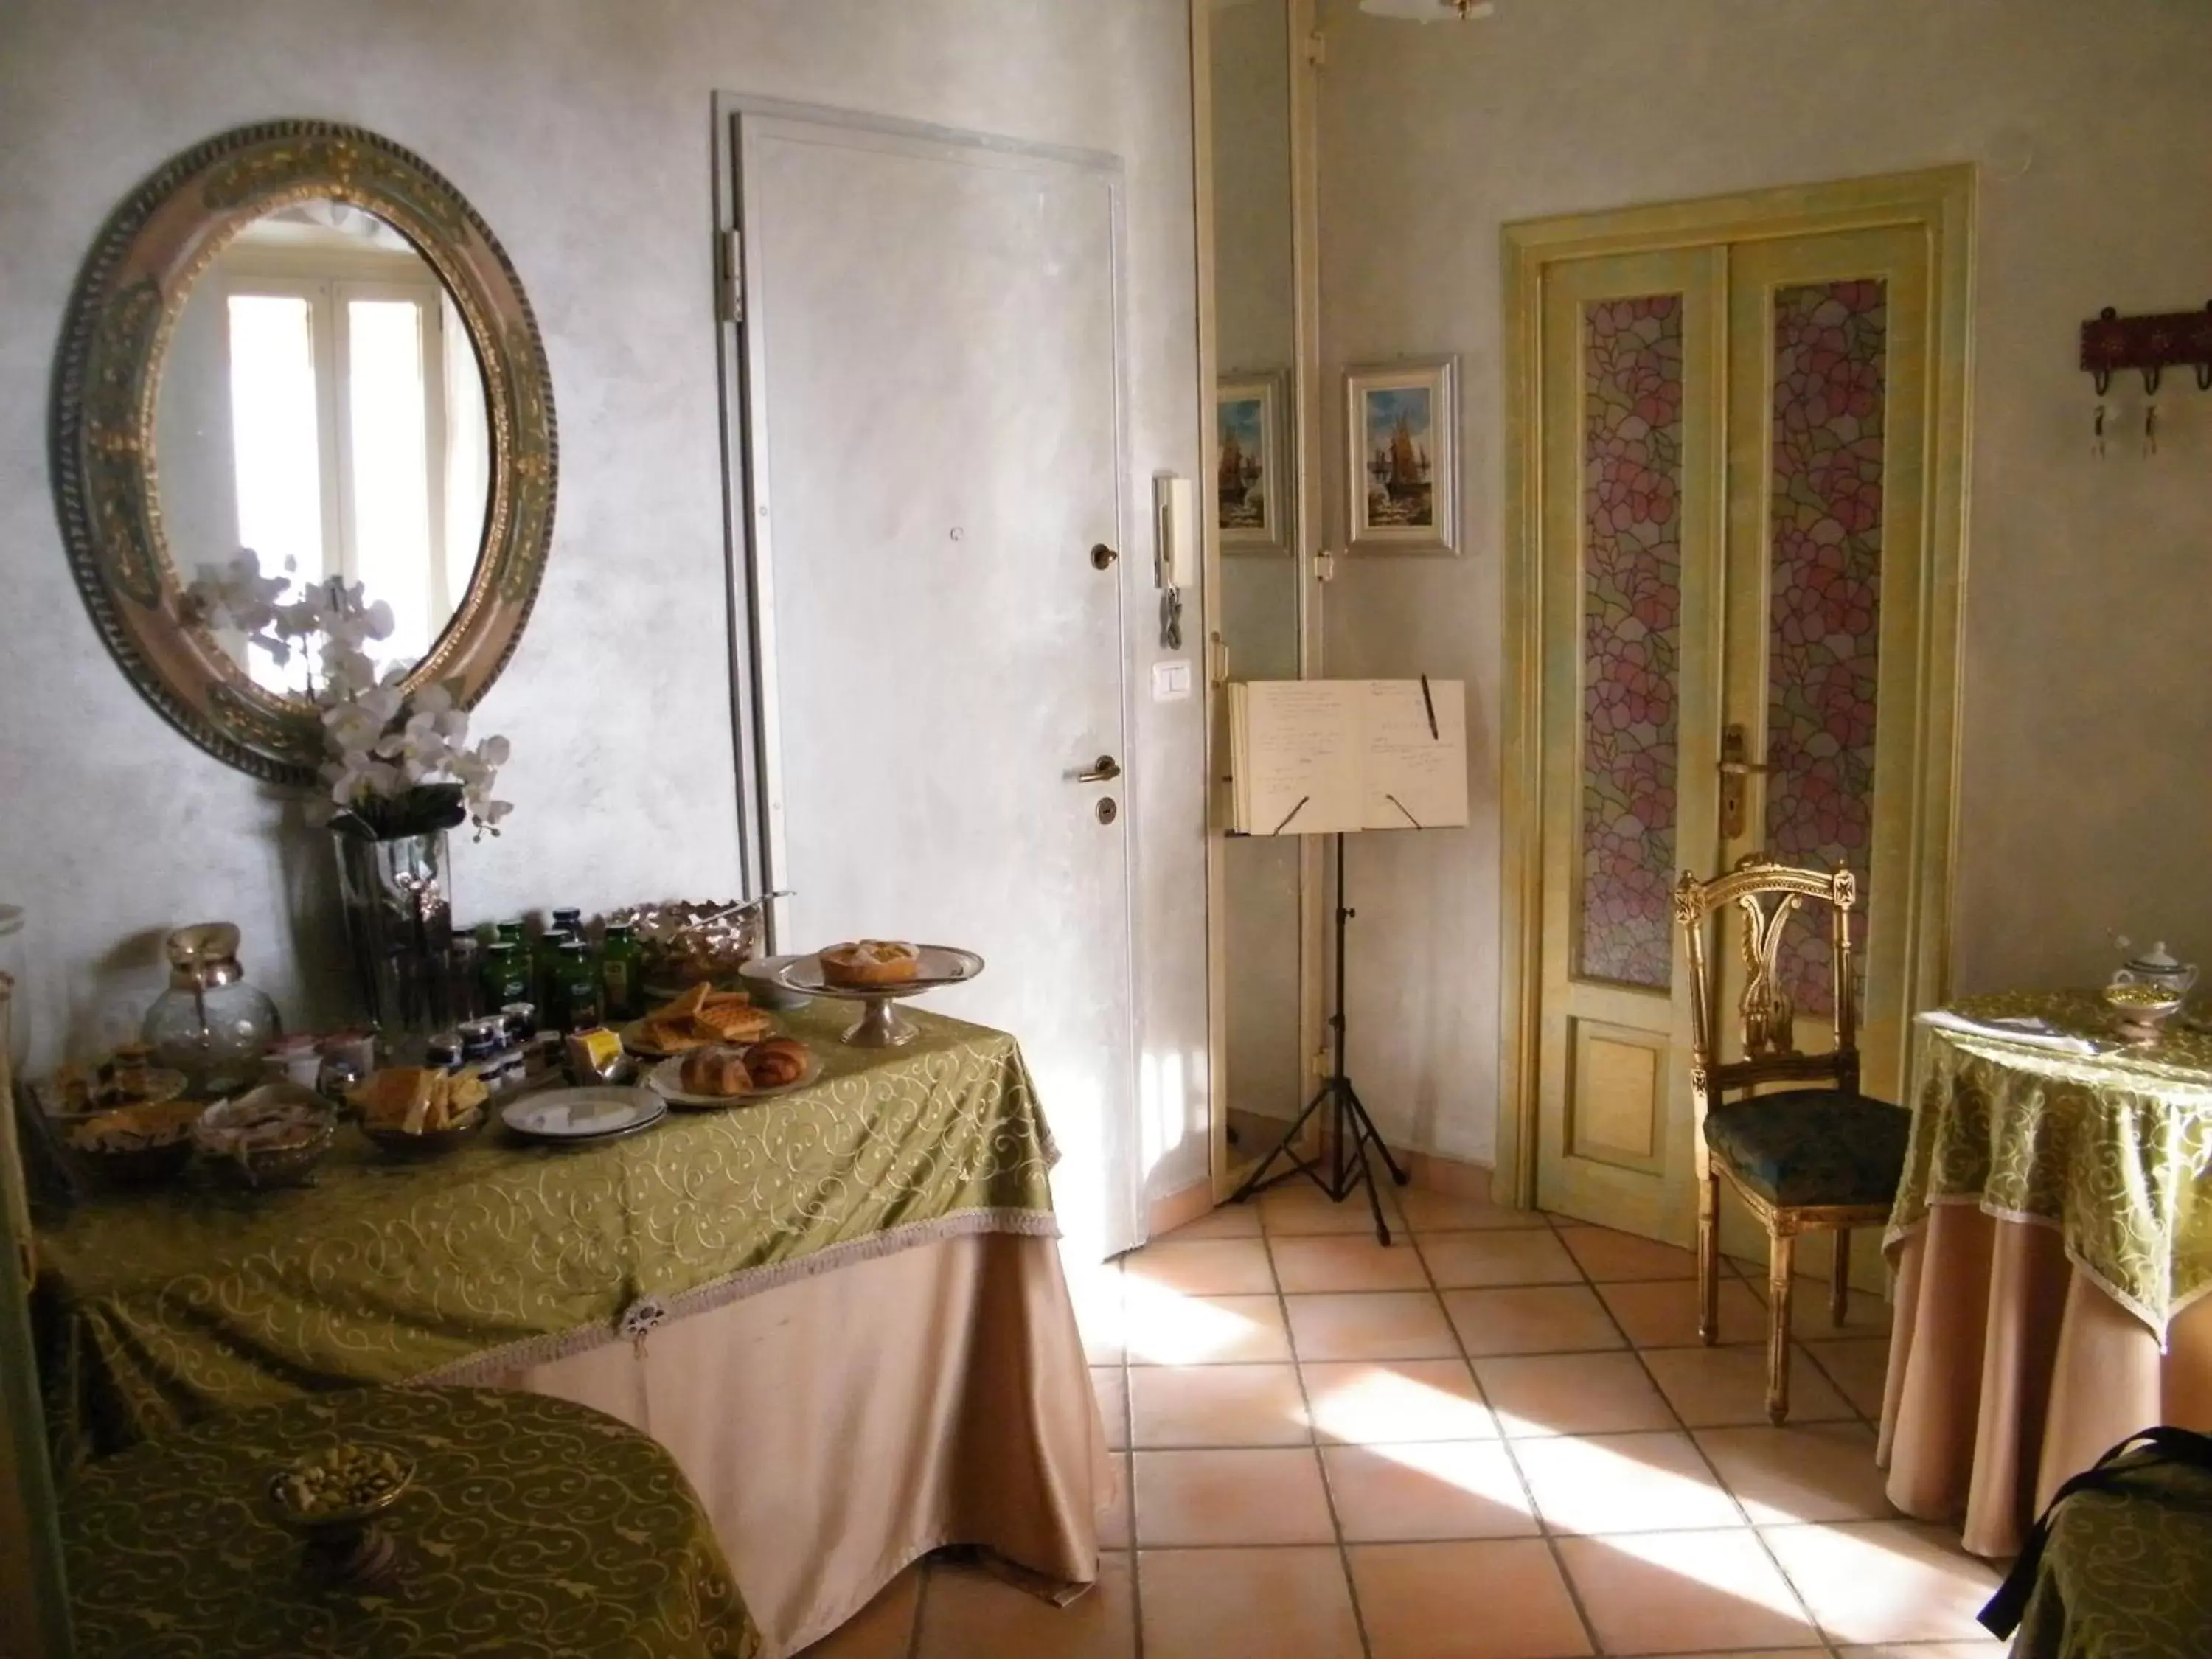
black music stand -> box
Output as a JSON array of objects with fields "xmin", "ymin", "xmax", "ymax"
[{"xmin": 1231, "ymin": 829, "xmax": 1411, "ymax": 1245}]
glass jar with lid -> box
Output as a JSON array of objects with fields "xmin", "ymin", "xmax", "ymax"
[{"xmin": 141, "ymin": 922, "xmax": 282, "ymax": 1095}]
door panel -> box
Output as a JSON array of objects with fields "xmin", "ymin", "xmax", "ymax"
[
  {"xmin": 734, "ymin": 111, "xmax": 1141, "ymax": 1259},
  {"xmin": 1536, "ymin": 226, "xmax": 1931, "ymax": 1253},
  {"xmin": 1713, "ymin": 226, "xmax": 1927, "ymax": 1273},
  {"xmin": 1534, "ymin": 249, "xmax": 1725, "ymax": 1239}
]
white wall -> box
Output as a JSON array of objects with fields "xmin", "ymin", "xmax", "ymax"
[
  {"xmin": 1315, "ymin": 0, "xmax": 2212, "ymax": 1166},
  {"xmin": 0, "ymin": 0, "xmax": 1212, "ymax": 1202}
]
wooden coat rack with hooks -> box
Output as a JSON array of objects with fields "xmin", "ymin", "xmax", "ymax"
[{"xmin": 2079, "ymin": 302, "xmax": 2212, "ymax": 396}]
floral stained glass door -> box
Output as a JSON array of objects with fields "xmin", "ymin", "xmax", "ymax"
[{"xmin": 1534, "ymin": 226, "xmax": 1930, "ymax": 1248}]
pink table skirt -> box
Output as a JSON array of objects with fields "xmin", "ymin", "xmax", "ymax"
[
  {"xmin": 493, "ymin": 1231, "xmax": 1108, "ymax": 1657},
  {"xmin": 1878, "ymin": 1203, "xmax": 2212, "ymax": 1556}
]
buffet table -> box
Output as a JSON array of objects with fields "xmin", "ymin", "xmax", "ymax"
[
  {"xmin": 60, "ymin": 1385, "xmax": 759, "ymax": 1658},
  {"xmin": 1879, "ymin": 991, "xmax": 2212, "ymax": 1556},
  {"xmin": 35, "ymin": 1003, "xmax": 1107, "ymax": 1655}
]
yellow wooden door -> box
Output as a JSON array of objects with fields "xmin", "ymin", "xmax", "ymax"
[{"xmin": 1534, "ymin": 224, "xmax": 1933, "ymax": 1251}]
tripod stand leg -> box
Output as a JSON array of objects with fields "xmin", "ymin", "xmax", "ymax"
[
  {"xmin": 1346, "ymin": 1082, "xmax": 1413, "ymax": 1188},
  {"xmin": 1229, "ymin": 1079, "xmax": 1334, "ymax": 1206}
]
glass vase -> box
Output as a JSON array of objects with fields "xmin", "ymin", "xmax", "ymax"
[{"xmin": 332, "ymin": 828, "xmax": 454, "ymax": 1051}]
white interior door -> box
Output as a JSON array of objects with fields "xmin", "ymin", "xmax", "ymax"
[{"xmin": 734, "ymin": 107, "xmax": 1141, "ymax": 1259}]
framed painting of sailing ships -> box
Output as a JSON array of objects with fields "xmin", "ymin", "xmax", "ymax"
[
  {"xmin": 1217, "ymin": 373, "xmax": 1286, "ymax": 555},
  {"xmin": 1346, "ymin": 357, "xmax": 1459, "ymax": 556}
]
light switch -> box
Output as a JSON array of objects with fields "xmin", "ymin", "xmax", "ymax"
[{"xmin": 1151, "ymin": 659, "xmax": 1194, "ymax": 702}]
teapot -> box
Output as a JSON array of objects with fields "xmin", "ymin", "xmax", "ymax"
[{"xmin": 2112, "ymin": 937, "xmax": 2199, "ymax": 1000}]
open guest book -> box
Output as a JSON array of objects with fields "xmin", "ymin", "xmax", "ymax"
[{"xmin": 1227, "ymin": 679, "xmax": 1470, "ymax": 835}]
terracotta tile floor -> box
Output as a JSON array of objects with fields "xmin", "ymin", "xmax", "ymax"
[{"xmin": 799, "ymin": 1192, "xmax": 2005, "ymax": 1659}]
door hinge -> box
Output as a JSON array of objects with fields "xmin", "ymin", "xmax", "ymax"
[
  {"xmin": 1305, "ymin": 27, "xmax": 1327, "ymax": 68},
  {"xmin": 716, "ymin": 228, "xmax": 744, "ymax": 324}
]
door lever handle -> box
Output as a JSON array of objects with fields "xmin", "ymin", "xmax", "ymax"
[
  {"xmin": 1077, "ymin": 755, "xmax": 1121, "ymax": 783},
  {"xmin": 1718, "ymin": 723, "xmax": 1769, "ymax": 838}
]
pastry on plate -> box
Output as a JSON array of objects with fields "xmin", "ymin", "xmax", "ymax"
[
  {"xmin": 692, "ymin": 996, "xmax": 772, "ymax": 1044},
  {"xmin": 743, "ymin": 1038, "xmax": 810, "ymax": 1088},
  {"xmin": 820, "ymin": 940, "xmax": 921, "ymax": 987},
  {"xmin": 351, "ymin": 1066, "xmax": 487, "ymax": 1135},
  {"xmin": 679, "ymin": 1043, "xmax": 754, "ymax": 1099},
  {"xmin": 638, "ymin": 986, "xmax": 771, "ymax": 1052}
]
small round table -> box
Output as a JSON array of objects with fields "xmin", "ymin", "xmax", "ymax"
[{"xmin": 60, "ymin": 1386, "xmax": 759, "ymax": 1658}]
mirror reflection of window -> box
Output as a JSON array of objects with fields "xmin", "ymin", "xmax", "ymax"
[
  {"xmin": 225, "ymin": 294, "xmax": 325, "ymax": 592},
  {"xmin": 181, "ymin": 201, "xmax": 492, "ymax": 695},
  {"xmin": 345, "ymin": 295, "xmax": 439, "ymax": 658}
]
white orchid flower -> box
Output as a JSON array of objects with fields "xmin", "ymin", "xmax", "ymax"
[
  {"xmin": 323, "ymin": 701, "xmax": 386, "ymax": 756},
  {"xmin": 175, "ymin": 557, "xmax": 518, "ymax": 830}
]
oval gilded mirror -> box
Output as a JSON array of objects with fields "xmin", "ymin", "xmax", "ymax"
[{"xmin": 52, "ymin": 121, "xmax": 556, "ymax": 783}]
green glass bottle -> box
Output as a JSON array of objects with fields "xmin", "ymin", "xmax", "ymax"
[
  {"xmin": 495, "ymin": 920, "xmax": 526, "ymax": 950},
  {"xmin": 599, "ymin": 922, "xmax": 643, "ymax": 1022},
  {"xmin": 479, "ymin": 940, "xmax": 531, "ymax": 1015},
  {"xmin": 553, "ymin": 937, "xmax": 602, "ymax": 1032},
  {"xmin": 534, "ymin": 925, "xmax": 574, "ymax": 1018}
]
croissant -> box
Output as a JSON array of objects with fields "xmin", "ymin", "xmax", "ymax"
[
  {"xmin": 679, "ymin": 1044, "xmax": 753, "ymax": 1099},
  {"xmin": 743, "ymin": 1039, "xmax": 809, "ymax": 1088}
]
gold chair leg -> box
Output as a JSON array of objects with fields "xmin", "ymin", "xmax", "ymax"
[
  {"xmin": 1766, "ymin": 1232, "xmax": 1796, "ymax": 1426},
  {"xmin": 1830, "ymin": 1228, "xmax": 1851, "ymax": 1329},
  {"xmin": 1696, "ymin": 1173, "xmax": 1721, "ymax": 1346}
]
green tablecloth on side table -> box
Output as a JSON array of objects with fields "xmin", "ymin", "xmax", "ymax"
[
  {"xmin": 38, "ymin": 1003, "xmax": 1057, "ymax": 1464},
  {"xmin": 61, "ymin": 1385, "xmax": 759, "ymax": 1659},
  {"xmin": 1885, "ymin": 990, "xmax": 2212, "ymax": 1335},
  {"xmin": 2009, "ymin": 1451, "xmax": 2212, "ymax": 1659}
]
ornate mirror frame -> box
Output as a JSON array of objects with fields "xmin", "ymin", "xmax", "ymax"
[{"xmin": 51, "ymin": 119, "xmax": 557, "ymax": 785}]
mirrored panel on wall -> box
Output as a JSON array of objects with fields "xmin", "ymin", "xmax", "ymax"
[{"xmin": 1211, "ymin": 0, "xmax": 1306, "ymax": 1166}]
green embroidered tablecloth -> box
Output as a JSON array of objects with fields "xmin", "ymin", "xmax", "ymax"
[
  {"xmin": 37, "ymin": 1003, "xmax": 1057, "ymax": 1463},
  {"xmin": 2008, "ymin": 1450, "xmax": 2212, "ymax": 1659},
  {"xmin": 1885, "ymin": 990, "xmax": 2212, "ymax": 1337},
  {"xmin": 60, "ymin": 1385, "xmax": 759, "ymax": 1659}
]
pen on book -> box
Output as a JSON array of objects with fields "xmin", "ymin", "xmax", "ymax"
[
  {"xmin": 1419, "ymin": 674, "xmax": 1438, "ymax": 740},
  {"xmin": 1272, "ymin": 796, "xmax": 1310, "ymax": 835},
  {"xmin": 1385, "ymin": 793, "xmax": 1422, "ymax": 830}
]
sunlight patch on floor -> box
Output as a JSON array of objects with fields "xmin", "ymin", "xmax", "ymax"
[
  {"xmin": 1300, "ymin": 1363, "xmax": 1495, "ymax": 1444},
  {"xmin": 1121, "ymin": 1279, "xmax": 1261, "ymax": 1365}
]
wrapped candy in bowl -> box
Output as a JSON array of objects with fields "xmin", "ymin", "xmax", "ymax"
[
  {"xmin": 193, "ymin": 1084, "xmax": 338, "ymax": 1189},
  {"xmin": 605, "ymin": 897, "xmax": 773, "ymax": 1000}
]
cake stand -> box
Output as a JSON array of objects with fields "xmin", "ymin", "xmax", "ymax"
[{"xmin": 742, "ymin": 947, "xmax": 984, "ymax": 1047}]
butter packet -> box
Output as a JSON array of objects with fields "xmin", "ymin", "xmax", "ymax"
[{"xmin": 565, "ymin": 1026, "xmax": 625, "ymax": 1080}]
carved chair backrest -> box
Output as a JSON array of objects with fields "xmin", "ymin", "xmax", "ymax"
[{"xmin": 1674, "ymin": 855, "xmax": 1860, "ymax": 1116}]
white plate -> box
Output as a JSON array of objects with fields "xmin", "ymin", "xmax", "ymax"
[
  {"xmin": 646, "ymin": 1050, "xmax": 823, "ymax": 1110},
  {"xmin": 500, "ymin": 1086, "xmax": 666, "ymax": 1143}
]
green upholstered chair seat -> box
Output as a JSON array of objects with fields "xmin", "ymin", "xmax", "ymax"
[{"xmin": 1703, "ymin": 1091, "xmax": 1910, "ymax": 1208}]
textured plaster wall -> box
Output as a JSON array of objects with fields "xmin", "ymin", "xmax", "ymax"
[
  {"xmin": 1315, "ymin": 0, "xmax": 2212, "ymax": 1167},
  {"xmin": 0, "ymin": 0, "xmax": 1213, "ymax": 1202}
]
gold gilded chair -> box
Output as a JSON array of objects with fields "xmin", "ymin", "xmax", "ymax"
[{"xmin": 1674, "ymin": 855, "xmax": 1910, "ymax": 1425}]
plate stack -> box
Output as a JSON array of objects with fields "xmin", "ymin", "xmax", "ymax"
[{"xmin": 498, "ymin": 1086, "xmax": 666, "ymax": 1145}]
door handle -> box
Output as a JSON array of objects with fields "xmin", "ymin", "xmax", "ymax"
[
  {"xmin": 1077, "ymin": 755, "xmax": 1121, "ymax": 783},
  {"xmin": 1718, "ymin": 723, "xmax": 1770, "ymax": 838}
]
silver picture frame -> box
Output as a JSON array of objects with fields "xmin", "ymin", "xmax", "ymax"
[{"xmin": 1345, "ymin": 356, "xmax": 1458, "ymax": 557}]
